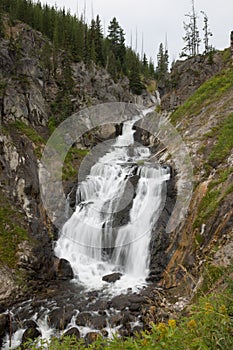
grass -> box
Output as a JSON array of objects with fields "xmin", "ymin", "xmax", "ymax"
[
  {"xmin": 0, "ymin": 190, "xmax": 28, "ymax": 268},
  {"xmin": 194, "ymin": 166, "xmax": 233, "ymax": 229},
  {"xmin": 20, "ymin": 268, "xmax": 233, "ymax": 349},
  {"xmin": 208, "ymin": 113, "xmax": 233, "ymax": 165},
  {"xmin": 170, "ymin": 68, "xmax": 233, "ymax": 123},
  {"xmin": 193, "ymin": 188, "xmax": 221, "ymax": 229},
  {"xmin": 13, "ymin": 120, "xmax": 45, "ymax": 158},
  {"xmin": 62, "ymin": 147, "xmax": 89, "ymax": 181}
]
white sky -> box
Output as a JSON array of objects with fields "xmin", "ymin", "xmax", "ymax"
[{"xmin": 39, "ymin": 0, "xmax": 233, "ymax": 65}]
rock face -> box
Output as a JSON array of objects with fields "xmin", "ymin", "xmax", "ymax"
[
  {"xmin": 161, "ymin": 52, "xmax": 225, "ymax": 110},
  {"xmin": 0, "ymin": 20, "xmax": 158, "ymax": 304}
]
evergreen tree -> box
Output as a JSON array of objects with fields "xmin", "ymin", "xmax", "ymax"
[
  {"xmin": 129, "ymin": 54, "xmax": 145, "ymax": 95},
  {"xmin": 201, "ymin": 10, "xmax": 213, "ymax": 54},
  {"xmin": 148, "ymin": 59, "xmax": 155, "ymax": 77},
  {"xmin": 155, "ymin": 43, "xmax": 169, "ymax": 85},
  {"xmin": 143, "ymin": 53, "xmax": 148, "ymax": 67},
  {"xmin": 181, "ymin": 0, "xmax": 201, "ymax": 57},
  {"xmin": 0, "ymin": 4, "xmax": 4, "ymax": 38},
  {"xmin": 107, "ymin": 17, "xmax": 126, "ymax": 65},
  {"xmin": 0, "ymin": 0, "xmax": 153, "ymax": 90},
  {"xmin": 94, "ymin": 15, "xmax": 105, "ymax": 66}
]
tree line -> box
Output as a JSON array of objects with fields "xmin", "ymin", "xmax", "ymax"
[
  {"xmin": 0, "ymin": 0, "xmax": 156, "ymax": 95},
  {"xmin": 154, "ymin": 0, "xmax": 214, "ymax": 90}
]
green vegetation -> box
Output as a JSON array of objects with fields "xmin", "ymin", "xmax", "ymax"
[
  {"xmin": 63, "ymin": 147, "xmax": 89, "ymax": 181},
  {"xmin": 193, "ymin": 188, "xmax": 220, "ymax": 229},
  {"xmin": 0, "ymin": 0, "xmax": 155, "ymax": 92},
  {"xmin": 194, "ymin": 166, "xmax": 233, "ymax": 229},
  {"xmin": 0, "ymin": 190, "xmax": 28, "ymax": 268},
  {"xmin": 20, "ymin": 266, "xmax": 233, "ymax": 349},
  {"xmin": 196, "ymin": 263, "xmax": 226, "ymax": 296},
  {"xmin": 13, "ymin": 120, "xmax": 45, "ymax": 158},
  {"xmin": 208, "ymin": 113, "xmax": 233, "ymax": 164},
  {"xmin": 171, "ymin": 68, "xmax": 233, "ymax": 123},
  {"xmin": 0, "ymin": 80, "xmax": 7, "ymax": 96}
]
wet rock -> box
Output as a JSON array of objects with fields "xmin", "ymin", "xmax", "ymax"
[
  {"xmin": 92, "ymin": 315, "xmax": 107, "ymax": 330},
  {"xmin": 0, "ymin": 305, "xmax": 5, "ymax": 313},
  {"xmin": 23, "ymin": 320, "xmax": 38, "ymax": 329},
  {"xmin": 109, "ymin": 314, "xmax": 122, "ymax": 327},
  {"xmin": 64, "ymin": 327, "xmax": 80, "ymax": 340},
  {"xmin": 110, "ymin": 295, "xmax": 130, "ymax": 310},
  {"xmin": 132, "ymin": 325, "xmax": 143, "ymax": 336},
  {"xmin": 56, "ymin": 258, "xmax": 74, "ymax": 280},
  {"xmin": 122, "ymin": 311, "xmax": 136, "ymax": 325},
  {"xmin": 48, "ymin": 306, "xmax": 75, "ymax": 330},
  {"xmin": 76, "ymin": 312, "xmax": 92, "ymax": 327},
  {"xmin": 101, "ymin": 329, "xmax": 109, "ymax": 337},
  {"xmin": 102, "ymin": 272, "xmax": 122, "ymax": 283},
  {"xmin": 118, "ymin": 323, "xmax": 132, "ymax": 338},
  {"xmin": 0, "ymin": 313, "xmax": 10, "ymax": 346},
  {"xmin": 96, "ymin": 124, "xmax": 116, "ymax": 140},
  {"xmin": 128, "ymin": 295, "xmax": 145, "ymax": 304},
  {"xmin": 85, "ymin": 332, "xmax": 100, "ymax": 346},
  {"xmin": 21, "ymin": 327, "xmax": 41, "ymax": 345},
  {"xmin": 129, "ymin": 303, "xmax": 141, "ymax": 312}
]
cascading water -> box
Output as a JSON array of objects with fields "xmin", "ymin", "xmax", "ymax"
[
  {"xmin": 55, "ymin": 116, "xmax": 170, "ymax": 293},
  {"xmin": 2, "ymin": 114, "xmax": 171, "ymax": 350}
]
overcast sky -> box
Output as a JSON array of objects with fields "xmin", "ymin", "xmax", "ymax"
[{"xmin": 40, "ymin": 0, "xmax": 233, "ymax": 65}]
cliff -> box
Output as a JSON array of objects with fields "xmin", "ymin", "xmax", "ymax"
[
  {"xmin": 0, "ymin": 14, "xmax": 232, "ymax": 321},
  {"xmin": 0, "ymin": 19, "xmax": 158, "ymax": 304}
]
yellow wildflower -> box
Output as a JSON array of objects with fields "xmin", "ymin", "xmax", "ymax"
[
  {"xmin": 205, "ymin": 302, "xmax": 214, "ymax": 314},
  {"xmin": 187, "ymin": 319, "xmax": 197, "ymax": 329},
  {"xmin": 156, "ymin": 322, "xmax": 168, "ymax": 334},
  {"xmin": 219, "ymin": 304, "xmax": 227, "ymax": 314},
  {"xmin": 168, "ymin": 319, "xmax": 177, "ymax": 328}
]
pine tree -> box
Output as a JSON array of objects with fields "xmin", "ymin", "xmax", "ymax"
[
  {"xmin": 181, "ymin": 0, "xmax": 201, "ymax": 57},
  {"xmin": 155, "ymin": 43, "xmax": 169, "ymax": 85},
  {"xmin": 94, "ymin": 15, "xmax": 105, "ymax": 66},
  {"xmin": 201, "ymin": 11, "xmax": 213, "ymax": 54},
  {"xmin": 107, "ymin": 17, "xmax": 126, "ymax": 65},
  {"xmin": 0, "ymin": 4, "xmax": 4, "ymax": 38},
  {"xmin": 129, "ymin": 59, "xmax": 145, "ymax": 95}
]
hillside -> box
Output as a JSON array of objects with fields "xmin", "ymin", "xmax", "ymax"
[{"xmin": 0, "ymin": 4, "xmax": 232, "ymax": 350}]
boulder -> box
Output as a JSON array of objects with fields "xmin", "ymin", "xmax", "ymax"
[
  {"xmin": 63, "ymin": 327, "xmax": 80, "ymax": 341},
  {"xmin": 48, "ymin": 306, "xmax": 75, "ymax": 330},
  {"xmin": 0, "ymin": 313, "xmax": 10, "ymax": 347},
  {"xmin": 102, "ymin": 272, "xmax": 122, "ymax": 283},
  {"xmin": 21, "ymin": 327, "xmax": 41, "ymax": 345},
  {"xmin": 85, "ymin": 332, "xmax": 100, "ymax": 346},
  {"xmin": 56, "ymin": 258, "xmax": 74, "ymax": 280},
  {"xmin": 92, "ymin": 316, "xmax": 107, "ymax": 330},
  {"xmin": 76, "ymin": 312, "xmax": 92, "ymax": 327}
]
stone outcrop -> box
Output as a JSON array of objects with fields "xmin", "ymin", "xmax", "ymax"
[{"xmin": 161, "ymin": 52, "xmax": 225, "ymax": 110}]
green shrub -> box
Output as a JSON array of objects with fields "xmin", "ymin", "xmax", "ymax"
[
  {"xmin": 13, "ymin": 120, "xmax": 45, "ymax": 158},
  {"xmin": 0, "ymin": 190, "xmax": 28, "ymax": 268}
]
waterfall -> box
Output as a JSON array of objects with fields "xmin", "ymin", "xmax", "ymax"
[{"xmin": 55, "ymin": 116, "xmax": 170, "ymax": 293}]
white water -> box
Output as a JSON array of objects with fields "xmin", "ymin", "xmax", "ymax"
[
  {"xmin": 2, "ymin": 116, "xmax": 170, "ymax": 350},
  {"xmin": 55, "ymin": 116, "xmax": 169, "ymax": 293}
]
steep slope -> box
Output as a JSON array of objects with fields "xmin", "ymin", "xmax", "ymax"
[{"xmin": 159, "ymin": 60, "xmax": 233, "ymax": 296}]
